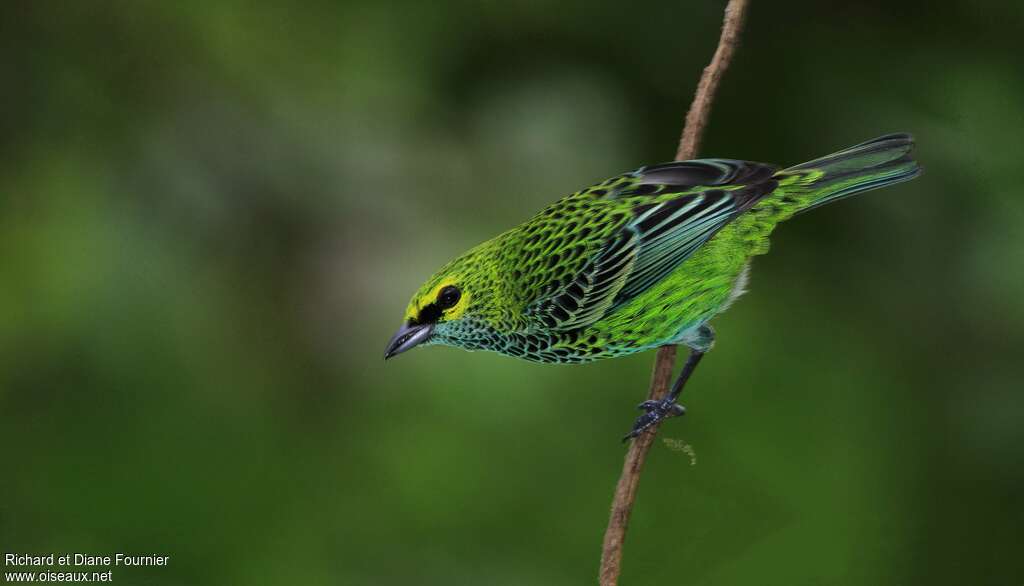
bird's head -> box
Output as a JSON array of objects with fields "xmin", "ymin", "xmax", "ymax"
[{"xmin": 384, "ymin": 250, "xmax": 500, "ymax": 360}]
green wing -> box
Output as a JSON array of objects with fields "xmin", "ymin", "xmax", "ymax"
[{"xmin": 525, "ymin": 159, "xmax": 777, "ymax": 331}]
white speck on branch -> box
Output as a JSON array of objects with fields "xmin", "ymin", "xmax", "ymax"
[{"xmin": 598, "ymin": 1, "xmax": 750, "ymax": 584}]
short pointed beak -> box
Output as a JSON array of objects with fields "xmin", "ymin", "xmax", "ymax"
[{"xmin": 384, "ymin": 321, "xmax": 434, "ymax": 360}]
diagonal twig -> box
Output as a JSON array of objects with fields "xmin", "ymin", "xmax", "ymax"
[{"xmin": 598, "ymin": 1, "xmax": 750, "ymax": 584}]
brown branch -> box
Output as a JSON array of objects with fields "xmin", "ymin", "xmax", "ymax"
[
  {"xmin": 676, "ymin": 0, "xmax": 750, "ymax": 163},
  {"xmin": 598, "ymin": 1, "xmax": 750, "ymax": 584}
]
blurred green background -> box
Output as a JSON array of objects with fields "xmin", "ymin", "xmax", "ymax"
[{"xmin": 2, "ymin": 1, "xmax": 1023, "ymax": 584}]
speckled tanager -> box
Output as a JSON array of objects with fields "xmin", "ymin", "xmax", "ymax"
[{"xmin": 385, "ymin": 134, "xmax": 920, "ymax": 439}]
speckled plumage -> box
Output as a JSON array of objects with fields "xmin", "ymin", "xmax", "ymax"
[{"xmin": 392, "ymin": 134, "xmax": 919, "ymax": 363}]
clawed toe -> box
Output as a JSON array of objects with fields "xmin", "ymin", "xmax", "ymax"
[
  {"xmin": 622, "ymin": 349, "xmax": 704, "ymax": 442},
  {"xmin": 622, "ymin": 398, "xmax": 686, "ymax": 442}
]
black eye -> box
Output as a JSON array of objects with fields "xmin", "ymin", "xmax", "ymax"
[{"xmin": 437, "ymin": 285, "xmax": 461, "ymax": 309}]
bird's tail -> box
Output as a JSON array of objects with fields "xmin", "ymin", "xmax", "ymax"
[{"xmin": 772, "ymin": 133, "xmax": 921, "ymax": 215}]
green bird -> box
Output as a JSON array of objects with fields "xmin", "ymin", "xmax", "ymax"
[{"xmin": 385, "ymin": 134, "xmax": 920, "ymax": 439}]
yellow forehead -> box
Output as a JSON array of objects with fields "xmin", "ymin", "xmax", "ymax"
[{"xmin": 405, "ymin": 276, "xmax": 470, "ymax": 321}]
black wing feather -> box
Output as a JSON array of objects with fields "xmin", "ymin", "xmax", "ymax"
[{"xmin": 527, "ymin": 159, "xmax": 779, "ymax": 330}]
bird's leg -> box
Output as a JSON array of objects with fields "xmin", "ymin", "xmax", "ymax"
[
  {"xmin": 623, "ymin": 350, "xmax": 703, "ymax": 441},
  {"xmin": 623, "ymin": 325, "xmax": 713, "ymax": 442}
]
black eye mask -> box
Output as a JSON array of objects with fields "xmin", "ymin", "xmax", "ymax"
[{"xmin": 415, "ymin": 303, "xmax": 443, "ymax": 324}]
